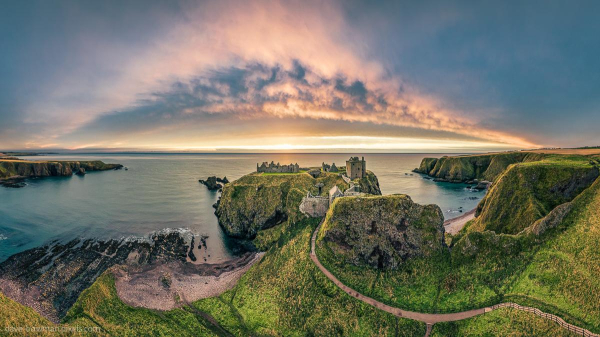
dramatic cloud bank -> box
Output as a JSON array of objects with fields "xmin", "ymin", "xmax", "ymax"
[{"xmin": 1, "ymin": 0, "xmax": 599, "ymax": 150}]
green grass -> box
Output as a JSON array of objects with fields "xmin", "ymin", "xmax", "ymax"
[
  {"xmin": 506, "ymin": 175, "xmax": 600, "ymax": 332},
  {"xmin": 11, "ymin": 218, "xmax": 424, "ymax": 336},
  {"xmin": 317, "ymin": 154, "xmax": 600, "ymax": 334},
  {"xmin": 217, "ymin": 170, "xmax": 375, "ymax": 239},
  {"xmin": 431, "ymin": 308, "xmax": 579, "ymax": 337},
  {"xmin": 260, "ymin": 170, "xmax": 308, "ymax": 176},
  {"xmin": 472, "ymin": 156, "xmax": 598, "ymax": 234},
  {"xmin": 0, "ymin": 293, "xmax": 69, "ymax": 337}
]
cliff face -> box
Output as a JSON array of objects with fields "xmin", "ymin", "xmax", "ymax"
[
  {"xmin": 0, "ymin": 160, "xmax": 123, "ymax": 179},
  {"xmin": 216, "ymin": 170, "xmax": 382, "ymax": 240},
  {"xmin": 417, "ymin": 158, "xmax": 438, "ymax": 174},
  {"xmin": 414, "ymin": 152, "xmax": 546, "ymax": 183},
  {"xmin": 318, "ymin": 194, "xmax": 444, "ymax": 270},
  {"xmin": 357, "ymin": 170, "xmax": 381, "ymax": 195},
  {"xmin": 216, "ymin": 172, "xmax": 349, "ymax": 239},
  {"xmin": 471, "ymin": 160, "xmax": 599, "ymax": 234}
]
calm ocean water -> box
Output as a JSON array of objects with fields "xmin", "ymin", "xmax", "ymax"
[{"xmin": 0, "ymin": 153, "xmax": 484, "ymax": 262}]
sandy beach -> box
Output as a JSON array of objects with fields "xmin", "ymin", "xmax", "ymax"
[
  {"xmin": 443, "ymin": 209, "xmax": 476, "ymax": 234},
  {"xmin": 114, "ymin": 252, "xmax": 264, "ymax": 311}
]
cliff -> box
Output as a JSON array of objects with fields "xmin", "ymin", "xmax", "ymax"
[
  {"xmin": 470, "ymin": 157, "xmax": 599, "ymax": 234},
  {"xmin": 357, "ymin": 170, "xmax": 382, "ymax": 195},
  {"xmin": 216, "ymin": 170, "xmax": 381, "ymax": 239},
  {"xmin": 414, "ymin": 152, "xmax": 546, "ymax": 182},
  {"xmin": 0, "ymin": 159, "xmax": 123, "ymax": 179},
  {"xmin": 317, "ymin": 194, "xmax": 445, "ymax": 269}
]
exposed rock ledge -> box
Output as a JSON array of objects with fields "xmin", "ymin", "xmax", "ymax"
[
  {"xmin": 0, "ymin": 229, "xmax": 255, "ymax": 322},
  {"xmin": 114, "ymin": 252, "xmax": 263, "ymax": 310}
]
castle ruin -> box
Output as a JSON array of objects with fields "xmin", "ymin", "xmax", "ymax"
[
  {"xmin": 346, "ymin": 156, "xmax": 366, "ymax": 179},
  {"xmin": 257, "ymin": 161, "xmax": 300, "ymax": 173},
  {"xmin": 321, "ymin": 162, "xmax": 339, "ymax": 172}
]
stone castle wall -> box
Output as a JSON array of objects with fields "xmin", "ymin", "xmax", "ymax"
[
  {"xmin": 257, "ymin": 161, "xmax": 300, "ymax": 173},
  {"xmin": 299, "ymin": 193, "xmax": 330, "ymax": 217}
]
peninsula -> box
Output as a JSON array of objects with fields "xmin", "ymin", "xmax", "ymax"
[{"xmin": 0, "ymin": 157, "xmax": 123, "ymax": 187}]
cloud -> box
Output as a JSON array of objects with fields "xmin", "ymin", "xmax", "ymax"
[
  {"xmin": 1, "ymin": 0, "xmax": 545, "ymax": 150},
  {"xmin": 62, "ymin": 60, "xmax": 534, "ymax": 149}
]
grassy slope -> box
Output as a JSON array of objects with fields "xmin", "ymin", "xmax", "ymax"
[
  {"xmin": 0, "ymin": 218, "xmax": 424, "ymax": 336},
  {"xmin": 318, "ymin": 153, "xmax": 600, "ymax": 333},
  {"xmin": 471, "ymin": 155, "xmax": 598, "ymax": 234},
  {"xmin": 506, "ymin": 175, "xmax": 600, "ymax": 332},
  {"xmin": 0, "ymin": 293, "xmax": 65, "ymax": 337},
  {"xmin": 417, "ymin": 152, "xmax": 546, "ymax": 182},
  {"xmin": 431, "ymin": 308, "xmax": 578, "ymax": 337}
]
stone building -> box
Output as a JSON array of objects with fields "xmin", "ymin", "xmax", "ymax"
[
  {"xmin": 299, "ymin": 192, "xmax": 329, "ymax": 217},
  {"xmin": 329, "ymin": 185, "xmax": 344, "ymax": 204},
  {"xmin": 346, "ymin": 156, "xmax": 366, "ymax": 179},
  {"xmin": 322, "ymin": 162, "xmax": 339, "ymax": 172},
  {"xmin": 257, "ymin": 161, "xmax": 300, "ymax": 173}
]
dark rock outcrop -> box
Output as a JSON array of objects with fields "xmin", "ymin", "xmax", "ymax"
[
  {"xmin": 199, "ymin": 176, "xmax": 228, "ymax": 190},
  {"xmin": 318, "ymin": 194, "xmax": 445, "ymax": 270},
  {"xmin": 0, "ymin": 229, "xmax": 190, "ymax": 322}
]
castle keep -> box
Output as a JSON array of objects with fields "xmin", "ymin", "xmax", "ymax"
[
  {"xmin": 346, "ymin": 156, "xmax": 366, "ymax": 179},
  {"xmin": 257, "ymin": 161, "xmax": 300, "ymax": 173}
]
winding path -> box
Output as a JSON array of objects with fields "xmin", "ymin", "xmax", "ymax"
[{"xmin": 310, "ymin": 220, "xmax": 599, "ymax": 336}]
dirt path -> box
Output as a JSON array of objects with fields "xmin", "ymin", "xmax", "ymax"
[
  {"xmin": 443, "ymin": 209, "xmax": 476, "ymax": 234},
  {"xmin": 310, "ymin": 220, "xmax": 599, "ymax": 337}
]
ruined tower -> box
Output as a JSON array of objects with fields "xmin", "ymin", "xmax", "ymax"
[{"xmin": 346, "ymin": 156, "xmax": 366, "ymax": 179}]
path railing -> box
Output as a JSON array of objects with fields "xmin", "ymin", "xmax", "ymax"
[{"xmin": 488, "ymin": 303, "xmax": 599, "ymax": 337}]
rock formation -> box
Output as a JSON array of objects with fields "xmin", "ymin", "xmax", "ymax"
[
  {"xmin": 0, "ymin": 230, "xmax": 190, "ymax": 322},
  {"xmin": 318, "ymin": 194, "xmax": 445, "ymax": 269},
  {"xmin": 216, "ymin": 170, "xmax": 381, "ymax": 239},
  {"xmin": 199, "ymin": 176, "xmax": 229, "ymax": 190}
]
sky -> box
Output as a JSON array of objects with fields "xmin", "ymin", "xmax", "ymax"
[{"xmin": 1, "ymin": 0, "xmax": 599, "ymax": 152}]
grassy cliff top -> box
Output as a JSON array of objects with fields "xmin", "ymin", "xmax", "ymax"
[
  {"xmin": 415, "ymin": 151, "xmax": 600, "ymax": 183},
  {"xmin": 216, "ymin": 170, "xmax": 381, "ymax": 240},
  {"xmin": 470, "ymin": 156, "xmax": 599, "ymax": 234}
]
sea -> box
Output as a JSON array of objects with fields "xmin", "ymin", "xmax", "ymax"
[{"xmin": 0, "ymin": 153, "xmax": 485, "ymax": 263}]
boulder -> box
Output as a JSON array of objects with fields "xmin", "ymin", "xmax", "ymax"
[
  {"xmin": 199, "ymin": 176, "xmax": 223, "ymax": 190},
  {"xmin": 319, "ymin": 194, "xmax": 445, "ymax": 270}
]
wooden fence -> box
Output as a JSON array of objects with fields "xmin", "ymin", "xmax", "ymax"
[{"xmin": 489, "ymin": 303, "xmax": 599, "ymax": 337}]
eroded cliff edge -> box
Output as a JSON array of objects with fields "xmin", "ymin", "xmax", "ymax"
[
  {"xmin": 0, "ymin": 159, "xmax": 123, "ymax": 179},
  {"xmin": 215, "ymin": 170, "xmax": 381, "ymax": 240}
]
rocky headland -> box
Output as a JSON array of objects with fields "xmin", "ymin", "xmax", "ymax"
[
  {"xmin": 413, "ymin": 152, "xmax": 547, "ymax": 183},
  {"xmin": 215, "ymin": 170, "xmax": 381, "ymax": 239},
  {"xmin": 317, "ymin": 194, "xmax": 445, "ymax": 269},
  {"xmin": 0, "ymin": 158, "xmax": 123, "ymax": 183}
]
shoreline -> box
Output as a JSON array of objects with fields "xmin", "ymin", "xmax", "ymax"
[
  {"xmin": 443, "ymin": 208, "xmax": 476, "ymax": 234},
  {"xmin": 114, "ymin": 252, "xmax": 264, "ymax": 311}
]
